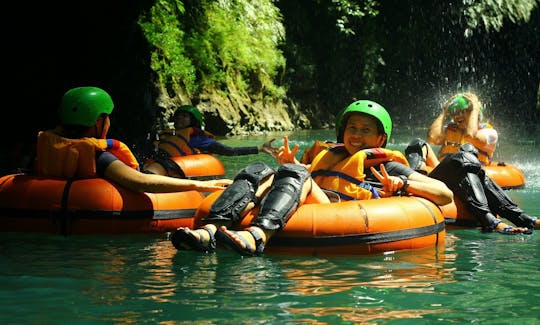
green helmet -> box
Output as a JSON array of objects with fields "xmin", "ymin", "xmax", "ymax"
[
  {"xmin": 447, "ymin": 95, "xmax": 470, "ymax": 114},
  {"xmin": 336, "ymin": 100, "xmax": 392, "ymax": 146},
  {"xmin": 174, "ymin": 105, "xmax": 204, "ymax": 128},
  {"xmin": 59, "ymin": 87, "xmax": 114, "ymax": 126}
]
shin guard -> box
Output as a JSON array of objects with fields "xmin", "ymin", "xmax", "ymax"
[
  {"xmin": 206, "ymin": 162, "xmax": 274, "ymax": 223},
  {"xmin": 252, "ymin": 163, "xmax": 310, "ymax": 231},
  {"xmin": 405, "ymin": 138, "xmax": 428, "ymax": 171}
]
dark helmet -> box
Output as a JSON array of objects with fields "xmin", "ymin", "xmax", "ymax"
[
  {"xmin": 59, "ymin": 87, "xmax": 114, "ymax": 126},
  {"xmin": 173, "ymin": 105, "xmax": 204, "ymax": 128},
  {"xmin": 335, "ymin": 100, "xmax": 392, "ymax": 147}
]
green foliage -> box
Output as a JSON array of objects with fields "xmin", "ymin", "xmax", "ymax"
[
  {"xmin": 197, "ymin": 0, "xmax": 286, "ymax": 98},
  {"xmin": 138, "ymin": 0, "xmax": 286, "ymax": 100},
  {"xmin": 329, "ymin": 0, "xmax": 380, "ymax": 35},
  {"xmin": 465, "ymin": 0, "xmax": 539, "ymax": 31},
  {"xmin": 138, "ymin": 0, "xmax": 198, "ymax": 94}
]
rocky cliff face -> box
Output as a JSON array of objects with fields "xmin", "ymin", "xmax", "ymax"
[{"xmin": 154, "ymin": 85, "xmax": 312, "ymax": 136}]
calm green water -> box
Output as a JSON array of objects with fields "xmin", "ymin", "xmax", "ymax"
[{"xmin": 1, "ymin": 128, "xmax": 539, "ymax": 324}]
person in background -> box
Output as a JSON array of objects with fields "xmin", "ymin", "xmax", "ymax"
[
  {"xmin": 144, "ymin": 105, "xmax": 277, "ymax": 176},
  {"xmin": 404, "ymin": 93, "xmax": 538, "ymax": 235},
  {"xmin": 170, "ymin": 100, "xmax": 453, "ymax": 256},
  {"xmin": 35, "ymin": 86, "xmax": 231, "ymax": 193},
  {"xmin": 408, "ymin": 93, "xmax": 497, "ymax": 172}
]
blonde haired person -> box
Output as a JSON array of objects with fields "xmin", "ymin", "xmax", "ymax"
[{"xmin": 405, "ymin": 93, "xmax": 538, "ymax": 235}]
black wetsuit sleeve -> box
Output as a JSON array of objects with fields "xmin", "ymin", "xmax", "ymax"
[
  {"xmin": 96, "ymin": 151, "xmax": 118, "ymax": 177},
  {"xmin": 204, "ymin": 141, "xmax": 259, "ymax": 156},
  {"xmin": 365, "ymin": 161, "xmax": 415, "ymax": 186},
  {"xmin": 382, "ymin": 161, "xmax": 414, "ymax": 178}
]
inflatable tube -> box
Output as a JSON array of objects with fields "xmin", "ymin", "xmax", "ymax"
[
  {"xmin": 170, "ymin": 154, "xmax": 225, "ymax": 179},
  {"xmin": 194, "ymin": 192, "xmax": 446, "ymax": 255},
  {"xmin": 438, "ymin": 198, "xmax": 477, "ymax": 229},
  {"xmin": 484, "ymin": 161, "xmax": 525, "ymax": 189},
  {"xmin": 143, "ymin": 154, "xmax": 226, "ymax": 180},
  {"xmin": 0, "ymin": 155, "xmax": 226, "ymax": 235},
  {"xmin": 0, "ymin": 174, "xmax": 203, "ymax": 235}
]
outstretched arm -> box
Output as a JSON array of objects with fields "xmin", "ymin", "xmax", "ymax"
[
  {"xmin": 259, "ymin": 138, "xmax": 279, "ymax": 156},
  {"xmin": 104, "ymin": 160, "xmax": 232, "ymax": 193}
]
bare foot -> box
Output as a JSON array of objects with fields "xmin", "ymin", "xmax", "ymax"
[
  {"xmin": 220, "ymin": 226, "xmax": 264, "ymax": 251},
  {"xmin": 217, "ymin": 226, "xmax": 269, "ymax": 256},
  {"xmin": 171, "ymin": 224, "xmax": 217, "ymax": 251},
  {"xmin": 495, "ymin": 222, "xmax": 531, "ymax": 235}
]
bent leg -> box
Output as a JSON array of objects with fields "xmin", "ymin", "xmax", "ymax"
[
  {"xmin": 405, "ymin": 138, "xmax": 428, "ymax": 173},
  {"xmin": 205, "ymin": 162, "xmax": 274, "ymax": 224},
  {"xmin": 430, "ymin": 151, "xmax": 499, "ymax": 230},
  {"xmin": 252, "ymin": 163, "xmax": 311, "ymax": 231},
  {"xmin": 216, "ymin": 163, "xmax": 311, "ymax": 256},
  {"xmin": 405, "ymin": 138, "xmax": 439, "ymax": 174},
  {"xmin": 483, "ymin": 174, "xmax": 537, "ymax": 229}
]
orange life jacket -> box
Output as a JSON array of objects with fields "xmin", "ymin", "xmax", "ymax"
[
  {"xmin": 309, "ymin": 146, "xmax": 410, "ymax": 201},
  {"xmin": 156, "ymin": 127, "xmax": 215, "ymax": 156},
  {"xmin": 438, "ymin": 122, "xmax": 494, "ymax": 165},
  {"xmin": 300, "ymin": 140, "xmax": 335, "ymax": 164},
  {"xmin": 36, "ymin": 129, "xmax": 139, "ymax": 179}
]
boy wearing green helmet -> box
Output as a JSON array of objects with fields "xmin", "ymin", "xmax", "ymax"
[
  {"xmin": 145, "ymin": 104, "xmax": 278, "ymax": 176},
  {"xmin": 171, "ymin": 100, "xmax": 453, "ymax": 256},
  {"xmin": 35, "ymin": 86, "xmax": 232, "ymax": 193}
]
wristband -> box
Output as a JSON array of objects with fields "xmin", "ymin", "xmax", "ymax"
[{"xmin": 397, "ymin": 175, "xmax": 409, "ymax": 195}]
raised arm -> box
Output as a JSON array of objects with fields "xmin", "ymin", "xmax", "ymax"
[{"xmin": 428, "ymin": 100, "xmax": 451, "ymax": 146}]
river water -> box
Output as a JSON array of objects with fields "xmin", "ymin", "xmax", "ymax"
[{"xmin": 1, "ymin": 127, "xmax": 538, "ymax": 324}]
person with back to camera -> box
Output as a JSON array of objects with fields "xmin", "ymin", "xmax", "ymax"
[
  {"xmin": 144, "ymin": 104, "xmax": 278, "ymax": 177},
  {"xmin": 404, "ymin": 93, "xmax": 538, "ymax": 235},
  {"xmin": 35, "ymin": 86, "xmax": 231, "ymax": 193},
  {"xmin": 170, "ymin": 100, "xmax": 453, "ymax": 256}
]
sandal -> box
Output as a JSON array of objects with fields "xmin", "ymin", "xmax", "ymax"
[
  {"xmin": 170, "ymin": 225, "xmax": 217, "ymax": 252},
  {"xmin": 215, "ymin": 227, "xmax": 266, "ymax": 256}
]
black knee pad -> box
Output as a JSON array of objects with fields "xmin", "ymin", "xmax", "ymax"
[
  {"xmin": 206, "ymin": 162, "xmax": 274, "ymax": 223},
  {"xmin": 431, "ymin": 151, "xmax": 481, "ymax": 182},
  {"xmin": 405, "ymin": 138, "xmax": 428, "ymax": 171},
  {"xmin": 253, "ymin": 163, "xmax": 310, "ymax": 231},
  {"xmin": 459, "ymin": 143, "xmax": 478, "ymax": 157},
  {"xmin": 458, "ymin": 152, "xmax": 482, "ymax": 174},
  {"xmin": 458, "ymin": 172, "xmax": 488, "ymax": 205}
]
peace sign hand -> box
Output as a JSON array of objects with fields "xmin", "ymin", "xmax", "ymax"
[
  {"xmin": 277, "ymin": 136, "xmax": 300, "ymax": 164},
  {"xmin": 370, "ymin": 164, "xmax": 407, "ymax": 197}
]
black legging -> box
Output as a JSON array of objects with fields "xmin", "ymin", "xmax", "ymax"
[{"xmin": 428, "ymin": 150, "xmax": 535, "ymax": 230}]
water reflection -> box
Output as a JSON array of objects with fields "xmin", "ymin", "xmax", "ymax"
[
  {"xmin": 283, "ymin": 306, "xmax": 450, "ymax": 324},
  {"xmin": 279, "ymin": 233, "xmax": 458, "ymax": 297}
]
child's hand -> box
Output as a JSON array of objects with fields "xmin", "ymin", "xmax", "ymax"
[
  {"xmin": 277, "ymin": 136, "xmax": 299, "ymax": 164},
  {"xmin": 370, "ymin": 164, "xmax": 406, "ymax": 197}
]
